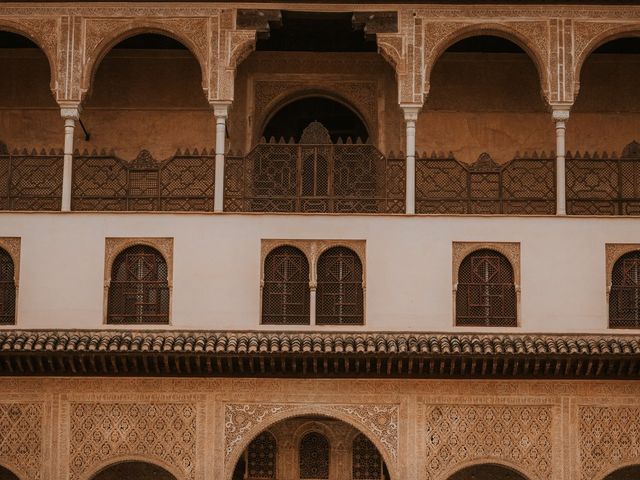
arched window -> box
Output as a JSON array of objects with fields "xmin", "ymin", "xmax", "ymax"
[
  {"xmin": 316, "ymin": 247, "xmax": 364, "ymax": 325},
  {"xmin": 107, "ymin": 245, "xmax": 170, "ymax": 324},
  {"xmin": 352, "ymin": 433, "xmax": 382, "ymax": 480},
  {"xmin": 247, "ymin": 431, "xmax": 277, "ymax": 479},
  {"xmin": 0, "ymin": 248, "xmax": 16, "ymax": 325},
  {"xmin": 262, "ymin": 246, "xmax": 310, "ymax": 325},
  {"xmin": 610, "ymin": 250, "xmax": 640, "ymax": 328},
  {"xmin": 299, "ymin": 432, "xmax": 330, "ymax": 480},
  {"xmin": 456, "ymin": 249, "xmax": 517, "ymax": 326}
]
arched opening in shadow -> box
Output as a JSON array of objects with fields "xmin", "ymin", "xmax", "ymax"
[
  {"xmin": 82, "ymin": 33, "xmax": 211, "ymax": 160},
  {"xmin": 91, "ymin": 461, "xmax": 177, "ymax": 480},
  {"xmin": 0, "ymin": 31, "xmax": 58, "ymax": 149},
  {"xmin": 572, "ymin": 37, "xmax": 640, "ymax": 152},
  {"xmin": 447, "ymin": 463, "xmax": 528, "ymax": 480},
  {"xmin": 231, "ymin": 415, "xmax": 391, "ymax": 480},
  {"xmin": 262, "ymin": 97, "xmax": 369, "ymax": 144},
  {"xmin": 605, "ymin": 465, "xmax": 640, "ymax": 480},
  {"xmin": 424, "ymin": 34, "xmax": 549, "ymax": 163},
  {"xmin": 0, "ymin": 465, "xmax": 19, "ymax": 480}
]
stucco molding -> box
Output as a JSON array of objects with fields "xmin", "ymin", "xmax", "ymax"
[{"xmin": 452, "ymin": 241, "xmax": 521, "ymax": 286}]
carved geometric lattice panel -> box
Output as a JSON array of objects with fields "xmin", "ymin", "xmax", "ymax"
[
  {"xmin": 424, "ymin": 404, "xmax": 552, "ymax": 480},
  {"xmin": 0, "ymin": 402, "xmax": 43, "ymax": 480},
  {"xmin": 579, "ymin": 405, "xmax": 640, "ymax": 480},
  {"xmin": 69, "ymin": 402, "xmax": 197, "ymax": 480}
]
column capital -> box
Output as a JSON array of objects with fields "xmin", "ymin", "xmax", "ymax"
[
  {"xmin": 551, "ymin": 106, "xmax": 571, "ymax": 122},
  {"xmin": 400, "ymin": 103, "xmax": 421, "ymax": 122},
  {"xmin": 60, "ymin": 104, "xmax": 81, "ymax": 121},
  {"xmin": 210, "ymin": 101, "xmax": 232, "ymax": 118}
]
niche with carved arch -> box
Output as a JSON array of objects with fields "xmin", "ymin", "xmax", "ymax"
[
  {"xmin": 604, "ymin": 465, "xmax": 640, "ymax": 480},
  {"xmin": 0, "ymin": 465, "xmax": 19, "ymax": 480}
]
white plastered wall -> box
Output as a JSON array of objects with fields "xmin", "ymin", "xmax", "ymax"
[{"xmin": 1, "ymin": 212, "xmax": 638, "ymax": 334}]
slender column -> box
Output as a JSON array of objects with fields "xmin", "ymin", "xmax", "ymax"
[
  {"xmin": 552, "ymin": 107, "xmax": 570, "ymax": 216},
  {"xmin": 60, "ymin": 106, "xmax": 80, "ymax": 212},
  {"xmin": 401, "ymin": 105, "xmax": 421, "ymax": 214},
  {"xmin": 212, "ymin": 102, "xmax": 230, "ymax": 212},
  {"xmin": 309, "ymin": 282, "xmax": 317, "ymax": 326}
]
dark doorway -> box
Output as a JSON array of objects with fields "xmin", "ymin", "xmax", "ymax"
[
  {"xmin": 0, "ymin": 466, "xmax": 19, "ymax": 480},
  {"xmin": 605, "ymin": 465, "xmax": 640, "ymax": 480},
  {"xmin": 92, "ymin": 461, "xmax": 177, "ymax": 480},
  {"xmin": 448, "ymin": 464, "xmax": 528, "ymax": 480},
  {"xmin": 262, "ymin": 97, "xmax": 368, "ymax": 144}
]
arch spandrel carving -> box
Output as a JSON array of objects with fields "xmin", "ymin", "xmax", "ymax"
[
  {"xmin": 0, "ymin": 401, "xmax": 44, "ymax": 480},
  {"xmin": 224, "ymin": 403, "xmax": 399, "ymax": 480}
]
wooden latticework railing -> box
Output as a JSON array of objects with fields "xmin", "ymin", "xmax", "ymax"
[
  {"xmin": 566, "ymin": 141, "xmax": 640, "ymax": 215},
  {"xmin": 0, "ymin": 144, "xmax": 63, "ymax": 211},
  {"xmin": 415, "ymin": 151, "xmax": 556, "ymax": 214},
  {"xmin": 224, "ymin": 122, "xmax": 405, "ymax": 214},
  {"xmin": 72, "ymin": 148, "xmax": 216, "ymax": 211}
]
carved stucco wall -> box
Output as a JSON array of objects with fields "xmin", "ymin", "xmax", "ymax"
[
  {"xmin": 0, "ymin": 378, "xmax": 638, "ymax": 479},
  {"xmin": 0, "ymin": 5, "xmax": 638, "ymax": 107}
]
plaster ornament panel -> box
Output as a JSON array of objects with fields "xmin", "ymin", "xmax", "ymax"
[
  {"xmin": 68, "ymin": 400, "xmax": 199, "ymax": 480},
  {"xmin": 578, "ymin": 404, "xmax": 640, "ymax": 480},
  {"xmin": 423, "ymin": 403, "xmax": 553, "ymax": 480},
  {"xmin": 252, "ymin": 79, "xmax": 378, "ymax": 145},
  {"xmin": 224, "ymin": 403, "xmax": 399, "ymax": 473},
  {"xmin": 104, "ymin": 237, "xmax": 173, "ymax": 286},
  {"xmin": 0, "ymin": 401, "xmax": 44, "ymax": 480},
  {"xmin": 452, "ymin": 242, "xmax": 520, "ymax": 285}
]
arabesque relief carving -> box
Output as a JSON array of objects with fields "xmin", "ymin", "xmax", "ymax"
[
  {"xmin": 424, "ymin": 403, "xmax": 554, "ymax": 480},
  {"xmin": 0, "ymin": 401, "xmax": 43, "ymax": 480},
  {"xmin": 579, "ymin": 404, "xmax": 640, "ymax": 480}
]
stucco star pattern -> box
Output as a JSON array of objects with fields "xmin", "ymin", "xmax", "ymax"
[
  {"xmin": 579, "ymin": 405, "xmax": 640, "ymax": 480},
  {"xmin": 0, "ymin": 402, "xmax": 43, "ymax": 480},
  {"xmin": 69, "ymin": 401, "xmax": 198, "ymax": 480},
  {"xmin": 424, "ymin": 404, "xmax": 553, "ymax": 480}
]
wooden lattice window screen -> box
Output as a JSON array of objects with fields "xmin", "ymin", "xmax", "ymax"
[
  {"xmin": 262, "ymin": 246, "xmax": 310, "ymax": 325},
  {"xmin": 610, "ymin": 250, "xmax": 640, "ymax": 328},
  {"xmin": 316, "ymin": 247, "xmax": 364, "ymax": 325},
  {"xmin": 299, "ymin": 432, "xmax": 330, "ymax": 480},
  {"xmin": 247, "ymin": 431, "xmax": 277, "ymax": 479},
  {"xmin": 456, "ymin": 249, "xmax": 517, "ymax": 327},
  {"xmin": 352, "ymin": 434, "xmax": 382, "ymax": 480},
  {"xmin": 107, "ymin": 245, "xmax": 170, "ymax": 324},
  {"xmin": 0, "ymin": 248, "xmax": 16, "ymax": 325}
]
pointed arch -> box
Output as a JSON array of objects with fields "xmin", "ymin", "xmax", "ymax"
[
  {"xmin": 0, "ymin": 22, "xmax": 58, "ymax": 99},
  {"xmin": 573, "ymin": 28, "xmax": 640, "ymax": 101},
  {"xmin": 442, "ymin": 459, "xmax": 534, "ymax": 480},
  {"xmin": 81, "ymin": 25, "xmax": 209, "ymax": 101},
  {"xmin": 425, "ymin": 25, "xmax": 550, "ymax": 104},
  {"xmin": 83, "ymin": 456, "xmax": 180, "ymax": 480}
]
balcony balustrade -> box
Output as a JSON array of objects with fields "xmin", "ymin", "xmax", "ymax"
[
  {"xmin": 415, "ymin": 151, "xmax": 556, "ymax": 215},
  {"xmin": 223, "ymin": 132, "xmax": 406, "ymax": 214},
  {"xmin": 71, "ymin": 148, "xmax": 216, "ymax": 211},
  {"xmin": 0, "ymin": 143, "xmax": 63, "ymax": 211},
  {"xmin": 566, "ymin": 141, "xmax": 640, "ymax": 215},
  {"xmin": 0, "ymin": 139, "xmax": 639, "ymax": 216}
]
